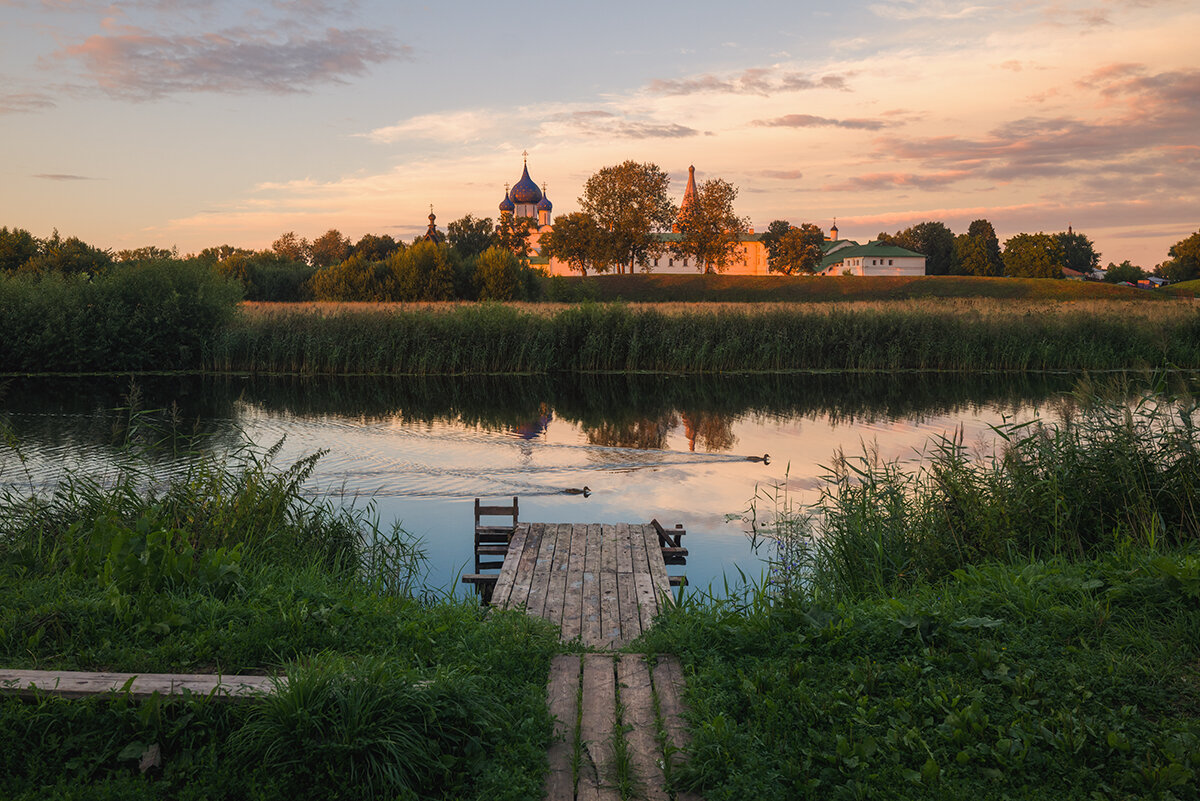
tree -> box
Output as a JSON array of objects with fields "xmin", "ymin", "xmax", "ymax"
[
  {"xmin": 673, "ymin": 178, "xmax": 749, "ymax": 274},
  {"xmin": 308, "ymin": 229, "xmax": 352, "ymax": 268},
  {"xmin": 0, "ymin": 226, "xmax": 40, "ymax": 272},
  {"xmin": 351, "ymin": 233, "xmax": 401, "ymax": 262},
  {"xmin": 271, "ymin": 231, "xmax": 309, "ymax": 263},
  {"xmin": 579, "ymin": 161, "xmax": 676, "ymax": 274},
  {"xmin": 880, "ymin": 221, "xmax": 957, "ymax": 275},
  {"xmin": 310, "ymin": 253, "xmax": 392, "ymax": 301},
  {"xmin": 955, "ymin": 219, "xmax": 1004, "ymax": 277},
  {"xmin": 115, "ymin": 245, "xmax": 176, "ymax": 262},
  {"xmin": 392, "ymin": 240, "xmax": 456, "ymax": 301},
  {"xmin": 758, "ymin": 219, "xmax": 794, "ymax": 271},
  {"xmin": 194, "ymin": 244, "xmax": 254, "ymax": 263},
  {"xmin": 496, "ymin": 215, "xmax": 537, "ymax": 264},
  {"xmin": 447, "ymin": 214, "xmax": 496, "ymax": 260},
  {"xmin": 1002, "ymin": 233, "xmax": 1064, "ymax": 278},
  {"xmin": 1103, "ymin": 260, "xmax": 1146, "ymax": 284},
  {"xmin": 474, "ymin": 245, "xmax": 525, "ymax": 301},
  {"xmin": 1156, "ymin": 230, "xmax": 1200, "ymax": 283},
  {"xmin": 770, "ymin": 224, "xmax": 825, "ymax": 274},
  {"xmin": 23, "ymin": 229, "xmax": 113, "ymax": 275},
  {"xmin": 540, "ymin": 211, "xmax": 609, "ymax": 276},
  {"xmin": 1056, "ymin": 230, "xmax": 1100, "ymax": 274}
]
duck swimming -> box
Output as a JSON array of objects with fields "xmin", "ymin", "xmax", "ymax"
[
  {"xmin": 563, "ymin": 486, "xmax": 591, "ymax": 497},
  {"xmin": 746, "ymin": 454, "xmax": 770, "ymax": 464}
]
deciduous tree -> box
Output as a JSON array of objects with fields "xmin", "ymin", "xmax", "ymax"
[
  {"xmin": 308, "ymin": 229, "xmax": 352, "ymax": 268},
  {"xmin": 770, "ymin": 224, "xmax": 825, "ymax": 274},
  {"xmin": 1056, "ymin": 230, "xmax": 1100, "ymax": 274},
  {"xmin": 271, "ymin": 231, "xmax": 309, "ymax": 263},
  {"xmin": 496, "ymin": 215, "xmax": 537, "ymax": 264},
  {"xmin": 758, "ymin": 219, "xmax": 793, "ymax": 271},
  {"xmin": 955, "ymin": 219, "xmax": 1004, "ymax": 277},
  {"xmin": 880, "ymin": 221, "xmax": 957, "ymax": 275},
  {"xmin": 580, "ymin": 161, "xmax": 676, "ymax": 274},
  {"xmin": 447, "ymin": 214, "xmax": 496, "ymax": 260},
  {"xmin": 673, "ymin": 178, "xmax": 749, "ymax": 274},
  {"xmin": 0, "ymin": 226, "xmax": 40, "ymax": 272},
  {"xmin": 1156, "ymin": 230, "xmax": 1200, "ymax": 283},
  {"xmin": 540, "ymin": 211, "xmax": 609, "ymax": 276},
  {"xmin": 1002, "ymin": 232, "xmax": 1064, "ymax": 278},
  {"xmin": 1103, "ymin": 260, "xmax": 1146, "ymax": 284}
]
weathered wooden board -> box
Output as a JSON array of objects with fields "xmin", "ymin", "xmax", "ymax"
[
  {"xmin": 490, "ymin": 522, "xmax": 529, "ymax": 608},
  {"xmin": 560, "ymin": 523, "xmax": 587, "ymax": 642},
  {"xmin": 544, "ymin": 655, "xmax": 581, "ymax": 801},
  {"xmin": 617, "ymin": 655, "xmax": 670, "ymax": 801},
  {"xmin": 652, "ymin": 656, "xmax": 703, "ymax": 801},
  {"xmin": 0, "ymin": 670, "xmax": 277, "ymax": 700},
  {"xmin": 579, "ymin": 654, "xmax": 620, "ymax": 801}
]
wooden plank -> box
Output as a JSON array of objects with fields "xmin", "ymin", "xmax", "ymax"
[
  {"xmin": 629, "ymin": 520, "xmax": 660, "ymax": 634},
  {"xmin": 525, "ymin": 522, "xmax": 559, "ymax": 618},
  {"xmin": 615, "ymin": 523, "xmax": 640, "ymax": 644},
  {"xmin": 579, "ymin": 654, "xmax": 619, "ymax": 801},
  {"xmin": 668, "ymin": 576, "xmax": 688, "ymax": 587},
  {"xmin": 651, "ymin": 656, "xmax": 702, "ymax": 801},
  {"xmin": 459, "ymin": 574, "xmax": 499, "ymax": 585},
  {"xmin": 490, "ymin": 522, "xmax": 529, "ymax": 608},
  {"xmin": 642, "ymin": 524, "xmax": 675, "ymax": 609},
  {"xmin": 476, "ymin": 504, "xmax": 516, "ymax": 516},
  {"xmin": 474, "ymin": 545, "xmax": 509, "ymax": 556},
  {"xmin": 660, "ymin": 546, "xmax": 689, "ymax": 558},
  {"xmin": 617, "ymin": 656, "xmax": 669, "ymax": 801},
  {"xmin": 506, "ymin": 522, "xmax": 544, "ymax": 610},
  {"xmin": 599, "ymin": 524, "xmax": 621, "ymax": 648},
  {"xmin": 560, "ymin": 523, "xmax": 588, "ymax": 643},
  {"xmin": 542, "ymin": 523, "xmax": 573, "ymax": 631},
  {"xmin": 0, "ymin": 669, "xmax": 277, "ymax": 700},
  {"xmin": 581, "ymin": 523, "xmax": 603, "ymax": 647},
  {"xmin": 544, "ymin": 655, "xmax": 581, "ymax": 801}
]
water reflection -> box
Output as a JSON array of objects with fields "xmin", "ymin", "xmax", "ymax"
[{"xmin": 0, "ymin": 371, "xmax": 1083, "ymax": 594}]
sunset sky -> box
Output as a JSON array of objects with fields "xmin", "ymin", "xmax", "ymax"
[{"xmin": 2, "ymin": 0, "xmax": 1196, "ymax": 267}]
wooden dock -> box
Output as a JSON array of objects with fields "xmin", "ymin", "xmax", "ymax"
[
  {"xmin": 465, "ymin": 521, "xmax": 686, "ymax": 649},
  {"xmin": 0, "ymin": 669, "xmax": 276, "ymax": 699}
]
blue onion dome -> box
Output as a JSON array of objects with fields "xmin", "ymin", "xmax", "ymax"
[
  {"xmin": 499, "ymin": 189, "xmax": 515, "ymax": 213},
  {"xmin": 536, "ymin": 184, "xmax": 552, "ymax": 212},
  {"xmin": 510, "ymin": 162, "xmax": 543, "ymax": 204}
]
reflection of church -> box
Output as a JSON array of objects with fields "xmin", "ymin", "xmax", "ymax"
[{"xmin": 490, "ymin": 155, "xmax": 926, "ymax": 276}]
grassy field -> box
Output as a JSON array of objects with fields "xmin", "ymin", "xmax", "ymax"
[
  {"xmin": 540, "ymin": 273, "xmax": 1170, "ymax": 303},
  {"xmin": 640, "ymin": 377, "xmax": 1200, "ymax": 799}
]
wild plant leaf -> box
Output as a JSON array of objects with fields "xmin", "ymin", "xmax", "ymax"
[{"xmin": 952, "ymin": 616, "xmax": 1004, "ymax": 629}]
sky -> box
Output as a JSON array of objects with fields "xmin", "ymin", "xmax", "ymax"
[{"xmin": 1, "ymin": 0, "xmax": 1197, "ymax": 267}]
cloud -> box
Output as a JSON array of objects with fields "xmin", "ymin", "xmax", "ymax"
[
  {"xmin": 58, "ymin": 25, "xmax": 405, "ymax": 99},
  {"xmin": 647, "ymin": 68, "xmax": 849, "ymax": 97},
  {"xmin": 365, "ymin": 110, "xmax": 498, "ymax": 144},
  {"xmin": 821, "ymin": 171, "xmax": 974, "ymax": 191},
  {"xmin": 758, "ymin": 169, "xmax": 804, "ymax": 180},
  {"xmin": 752, "ymin": 114, "xmax": 888, "ymax": 130},
  {"xmin": 544, "ymin": 110, "xmax": 700, "ymax": 139},
  {"xmin": 33, "ymin": 173, "xmax": 98, "ymax": 180},
  {"xmin": 869, "ymin": 1, "xmax": 993, "ymax": 20},
  {"xmin": 0, "ymin": 92, "xmax": 57, "ymax": 113}
]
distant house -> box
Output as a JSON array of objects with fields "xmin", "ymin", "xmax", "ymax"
[
  {"xmin": 1062, "ymin": 267, "xmax": 1087, "ymax": 281},
  {"xmin": 819, "ymin": 240, "xmax": 926, "ymax": 276}
]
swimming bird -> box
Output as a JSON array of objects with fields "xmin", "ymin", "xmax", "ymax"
[
  {"xmin": 563, "ymin": 486, "xmax": 591, "ymax": 497},
  {"xmin": 746, "ymin": 454, "xmax": 771, "ymax": 464}
]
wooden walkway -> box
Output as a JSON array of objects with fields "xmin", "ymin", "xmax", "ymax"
[
  {"xmin": 0, "ymin": 669, "xmax": 276, "ymax": 699},
  {"xmin": 479, "ymin": 522, "xmax": 685, "ymax": 649},
  {"xmin": 545, "ymin": 653, "xmax": 701, "ymax": 801}
]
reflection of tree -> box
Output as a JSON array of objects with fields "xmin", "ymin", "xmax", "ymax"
[
  {"xmin": 583, "ymin": 412, "xmax": 679, "ymax": 450},
  {"xmin": 680, "ymin": 411, "xmax": 736, "ymax": 453}
]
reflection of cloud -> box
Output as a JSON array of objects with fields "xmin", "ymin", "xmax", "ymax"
[
  {"xmin": 752, "ymin": 114, "xmax": 887, "ymax": 130},
  {"xmin": 648, "ymin": 68, "xmax": 849, "ymax": 96},
  {"xmin": 58, "ymin": 25, "xmax": 404, "ymax": 99},
  {"xmin": 33, "ymin": 173, "xmax": 99, "ymax": 181},
  {"xmin": 0, "ymin": 92, "xmax": 57, "ymax": 113}
]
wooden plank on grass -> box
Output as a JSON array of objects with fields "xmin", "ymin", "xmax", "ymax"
[
  {"xmin": 544, "ymin": 655, "xmax": 581, "ymax": 801},
  {"xmin": 617, "ymin": 655, "xmax": 669, "ymax": 801},
  {"xmin": 581, "ymin": 523, "xmax": 603, "ymax": 647},
  {"xmin": 579, "ymin": 653, "xmax": 619, "ymax": 801},
  {"xmin": 599, "ymin": 524, "xmax": 621, "ymax": 648},
  {"xmin": 560, "ymin": 523, "xmax": 588, "ymax": 643},
  {"xmin": 490, "ymin": 522, "xmax": 528, "ymax": 608},
  {"xmin": 0, "ymin": 670, "xmax": 276, "ymax": 700},
  {"xmin": 615, "ymin": 523, "xmax": 640, "ymax": 643},
  {"xmin": 651, "ymin": 656, "xmax": 702, "ymax": 801}
]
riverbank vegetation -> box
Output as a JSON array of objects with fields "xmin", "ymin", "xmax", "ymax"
[
  {"xmin": 642, "ymin": 377, "xmax": 1200, "ymax": 799},
  {"xmin": 0, "ymin": 432, "xmax": 560, "ymax": 800}
]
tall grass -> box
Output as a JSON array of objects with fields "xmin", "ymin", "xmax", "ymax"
[{"xmin": 208, "ymin": 301, "xmax": 1200, "ymax": 374}]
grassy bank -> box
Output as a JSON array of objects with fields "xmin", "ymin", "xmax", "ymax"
[
  {"xmin": 0, "ymin": 438, "xmax": 560, "ymax": 800},
  {"xmin": 541, "ymin": 273, "xmax": 1167, "ymax": 303},
  {"xmin": 208, "ymin": 300, "xmax": 1200, "ymax": 374},
  {"xmin": 640, "ymin": 378, "xmax": 1200, "ymax": 799}
]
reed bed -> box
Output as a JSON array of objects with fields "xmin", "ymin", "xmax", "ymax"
[{"xmin": 209, "ymin": 300, "xmax": 1200, "ymax": 375}]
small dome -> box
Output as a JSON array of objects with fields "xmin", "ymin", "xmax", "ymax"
[
  {"xmin": 510, "ymin": 163, "xmax": 542, "ymax": 204},
  {"xmin": 536, "ymin": 186, "xmax": 552, "ymax": 212},
  {"xmin": 499, "ymin": 190, "xmax": 515, "ymax": 213}
]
